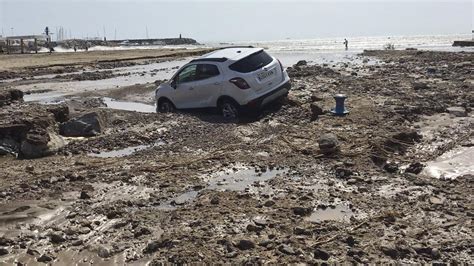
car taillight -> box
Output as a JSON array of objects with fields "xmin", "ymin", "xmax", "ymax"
[
  {"xmin": 277, "ymin": 59, "xmax": 284, "ymax": 72},
  {"xmin": 229, "ymin": 77, "xmax": 250, "ymax": 90}
]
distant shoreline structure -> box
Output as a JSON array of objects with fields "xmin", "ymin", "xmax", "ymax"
[
  {"xmin": 59, "ymin": 37, "xmax": 199, "ymax": 49},
  {"xmin": 452, "ymin": 40, "xmax": 474, "ymax": 47},
  {"xmin": 0, "ymin": 37, "xmax": 199, "ymax": 54}
]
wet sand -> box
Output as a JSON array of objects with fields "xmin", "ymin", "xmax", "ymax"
[{"xmin": 0, "ymin": 48, "xmax": 210, "ymax": 71}]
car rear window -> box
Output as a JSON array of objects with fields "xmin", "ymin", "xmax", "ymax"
[
  {"xmin": 196, "ymin": 64, "xmax": 220, "ymax": 80},
  {"xmin": 229, "ymin": 50, "xmax": 273, "ymax": 73}
]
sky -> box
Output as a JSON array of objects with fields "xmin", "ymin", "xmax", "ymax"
[{"xmin": 0, "ymin": 0, "xmax": 472, "ymax": 42}]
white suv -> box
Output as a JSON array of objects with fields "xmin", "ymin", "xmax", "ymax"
[{"xmin": 155, "ymin": 47, "xmax": 291, "ymax": 118}]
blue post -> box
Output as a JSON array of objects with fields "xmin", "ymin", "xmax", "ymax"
[{"xmin": 331, "ymin": 94, "xmax": 349, "ymax": 116}]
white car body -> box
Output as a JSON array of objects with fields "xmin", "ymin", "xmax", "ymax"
[{"xmin": 155, "ymin": 47, "xmax": 291, "ymax": 114}]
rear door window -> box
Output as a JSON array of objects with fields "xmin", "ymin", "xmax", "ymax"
[
  {"xmin": 229, "ymin": 50, "xmax": 273, "ymax": 73},
  {"xmin": 196, "ymin": 64, "xmax": 220, "ymax": 80}
]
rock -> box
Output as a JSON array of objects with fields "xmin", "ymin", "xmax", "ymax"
[
  {"xmin": 431, "ymin": 248, "xmax": 441, "ymax": 259},
  {"xmin": 414, "ymin": 246, "xmax": 440, "ymax": 258},
  {"xmin": 235, "ymin": 239, "xmax": 255, "ymax": 250},
  {"xmin": 0, "ymin": 248, "xmax": 8, "ymax": 256},
  {"xmin": 347, "ymin": 248, "xmax": 365, "ymax": 259},
  {"xmin": 46, "ymin": 105, "xmax": 69, "ymax": 123},
  {"xmin": 253, "ymin": 218, "xmax": 268, "ymax": 227},
  {"xmin": 105, "ymin": 209, "xmax": 122, "ymax": 219},
  {"xmin": 246, "ymin": 224, "xmax": 263, "ymax": 232},
  {"xmin": 278, "ymin": 244, "xmax": 297, "ymax": 255},
  {"xmin": 50, "ymin": 233, "xmax": 66, "ymax": 244},
  {"xmin": 20, "ymin": 129, "xmax": 65, "ymax": 159},
  {"xmin": 60, "ymin": 112, "xmax": 105, "ymax": 137},
  {"xmin": 384, "ymin": 131, "xmax": 422, "ymax": 153},
  {"xmin": 210, "ymin": 196, "xmax": 219, "ymax": 205},
  {"xmin": 97, "ymin": 246, "xmax": 111, "ymax": 258},
  {"xmin": 381, "ymin": 245, "xmax": 399, "ymax": 259},
  {"xmin": 295, "ymin": 60, "xmax": 308, "ymax": 67},
  {"xmin": 346, "ymin": 236, "xmax": 356, "ymax": 246},
  {"xmin": 37, "ymin": 254, "xmax": 53, "ymax": 263},
  {"xmin": 446, "ymin": 107, "xmax": 467, "ymax": 117},
  {"xmin": 263, "ymin": 200, "xmax": 275, "ymax": 207},
  {"xmin": 9, "ymin": 89, "xmax": 24, "ymax": 101},
  {"xmin": 143, "ymin": 239, "xmax": 172, "ymax": 254},
  {"xmin": 429, "ymin": 196, "xmax": 445, "ymax": 205},
  {"xmin": 292, "ymin": 207, "xmax": 312, "ymax": 216},
  {"xmin": 314, "ymin": 248, "xmax": 330, "ymax": 260},
  {"xmin": 20, "ymin": 127, "xmax": 48, "ymax": 157},
  {"xmin": 383, "ymin": 162, "xmax": 399, "ymax": 173},
  {"xmin": 412, "ymin": 82, "xmax": 429, "ymax": 90},
  {"xmin": 405, "ymin": 162, "xmax": 424, "ymax": 174},
  {"xmin": 134, "ymin": 227, "xmax": 151, "ymax": 238},
  {"xmin": 72, "ymin": 239, "xmax": 83, "ymax": 246},
  {"xmin": 79, "ymin": 191, "xmax": 91, "ymax": 200},
  {"xmin": 310, "ymin": 103, "xmax": 324, "ymax": 121},
  {"xmin": 318, "ymin": 134, "xmax": 339, "ymax": 155},
  {"xmin": 27, "ymin": 248, "xmax": 40, "ymax": 256},
  {"xmin": 225, "ymin": 251, "xmax": 238, "ymax": 258},
  {"xmin": 335, "ymin": 167, "xmax": 353, "ymax": 179},
  {"xmin": 426, "ymin": 67, "xmax": 436, "ymax": 74},
  {"xmin": 294, "ymin": 227, "xmax": 311, "ymax": 235},
  {"xmin": 0, "ymin": 89, "xmax": 23, "ymax": 106},
  {"xmin": 310, "ymin": 94, "xmax": 324, "ymax": 102},
  {"xmin": 0, "ymin": 237, "xmax": 14, "ymax": 246}
]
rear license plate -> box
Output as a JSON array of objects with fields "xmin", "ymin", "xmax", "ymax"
[{"xmin": 257, "ymin": 69, "xmax": 276, "ymax": 81}]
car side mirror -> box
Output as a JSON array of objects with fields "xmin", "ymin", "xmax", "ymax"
[{"xmin": 170, "ymin": 79, "xmax": 177, "ymax": 89}]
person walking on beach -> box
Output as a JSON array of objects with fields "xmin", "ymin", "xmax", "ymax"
[{"xmin": 344, "ymin": 38, "xmax": 349, "ymax": 50}]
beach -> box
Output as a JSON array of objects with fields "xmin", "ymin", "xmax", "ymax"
[{"xmin": 0, "ymin": 38, "xmax": 473, "ymax": 264}]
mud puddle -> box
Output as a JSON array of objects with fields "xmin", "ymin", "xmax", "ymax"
[
  {"xmin": 0, "ymin": 199, "xmax": 71, "ymax": 238},
  {"xmin": 23, "ymin": 91, "xmax": 67, "ymax": 104},
  {"xmin": 206, "ymin": 165, "xmax": 287, "ymax": 192},
  {"xmin": 414, "ymin": 113, "xmax": 473, "ymax": 153},
  {"xmin": 102, "ymin": 97, "xmax": 156, "ymax": 113},
  {"xmin": 88, "ymin": 140, "xmax": 165, "ymax": 158},
  {"xmin": 423, "ymin": 146, "xmax": 474, "ymax": 179},
  {"xmin": 157, "ymin": 165, "xmax": 289, "ymax": 210},
  {"xmin": 156, "ymin": 190, "xmax": 199, "ymax": 211},
  {"xmin": 306, "ymin": 203, "xmax": 354, "ymax": 223},
  {"xmin": 0, "ymin": 250, "xmax": 144, "ymax": 266}
]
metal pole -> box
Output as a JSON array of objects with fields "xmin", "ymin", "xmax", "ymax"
[
  {"xmin": 20, "ymin": 39, "xmax": 24, "ymax": 54},
  {"xmin": 6, "ymin": 39, "xmax": 10, "ymax": 54},
  {"xmin": 34, "ymin": 38, "xmax": 38, "ymax": 53}
]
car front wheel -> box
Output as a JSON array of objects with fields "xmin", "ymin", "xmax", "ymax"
[{"xmin": 157, "ymin": 99, "xmax": 175, "ymax": 113}]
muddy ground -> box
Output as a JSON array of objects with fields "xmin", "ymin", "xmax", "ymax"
[{"xmin": 0, "ymin": 49, "xmax": 473, "ymax": 264}]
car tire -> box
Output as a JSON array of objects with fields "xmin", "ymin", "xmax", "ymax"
[
  {"xmin": 219, "ymin": 99, "xmax": 240, "ymax": 120},
  {"xmin": 157, "ymin": 99, "xmax": 175, "ymax": 113}
]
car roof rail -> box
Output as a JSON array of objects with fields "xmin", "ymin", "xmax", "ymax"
[
  {"xmin": 190, "ymin": 57, "xmax": 228, "ymax": 63},
  {"xmin": 217, "ymin": 45, "xmax": 255, "ymax": 50}
]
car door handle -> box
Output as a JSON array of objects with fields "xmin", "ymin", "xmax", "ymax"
[
  {"xmin": 214, "ymin": 82, "xmax": 221, "ymax": 85},
  {"xmin": 189, "ymin": 87, "xmax": 194, "ymax": 90}
]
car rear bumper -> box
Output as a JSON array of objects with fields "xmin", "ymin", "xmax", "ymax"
[{"xmin": 243, "ymin": 80, "xmax": 291, "ymax": 110}]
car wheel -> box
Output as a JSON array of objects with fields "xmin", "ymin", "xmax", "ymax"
[
  {"xmin": 157, "ymin": 99, "xmax": 175, "ymax": 113},
  {"xmin": 220, "ymin": 100, "xmax": 239, "ymax": 119}
]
